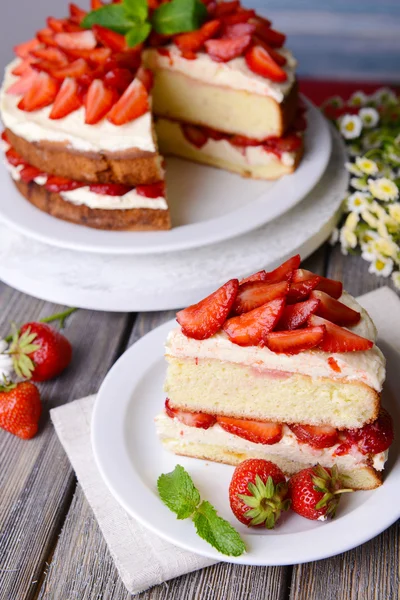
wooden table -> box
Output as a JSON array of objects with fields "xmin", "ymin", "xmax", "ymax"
[{"xmin": 0, "ymin": 245, "xmax": 399, "ymax": 600}]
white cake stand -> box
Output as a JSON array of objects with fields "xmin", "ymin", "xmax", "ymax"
[{"xmin": 0, "ymin": 128, "xmax": 347, "ymax": 311}]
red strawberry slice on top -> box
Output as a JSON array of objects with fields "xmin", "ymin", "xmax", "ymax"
[
  {"xmin": 223, "ymin": 297, "xmax": 285, "ymax": 346},
  {"xmin": 55, "ymin": 30, "xmax": 97, "ymax": 50},
  {"xmin": 14, "ymin": 38, "xmax": 40, "ymax": 59},
  {"xmin": 265, "ymin": 326, "xmax": 326, "ymax": 355},
  {"xmin": 50, "ymin": 77, "xmax": 82, "ymax": 119},
  {"xmin": 18, "ymin": 72, "xmax": 59, "ymax": 112},
  {"xmin": 165, "ymin": 399, "xmax": 216, "ymax": 429},
  {"xmin": 85, "ymin": 79, "xmax": 117, "ymax": 125},
  {"xmin": 308, "ymin": 315, "xmax": 373, "ymax": 352},
  {"xmin": 278, "ymin": 297, "xmax": 320, "ymax": 330},
  {"xmin": 239, "ymin": 255, "xmax": 301, "ymax": 286},
  {"xmin": 205, "ymin": 35, "xmax": 252, "ymax": 62},
  {"xmin": 217, "ymin": 416, "xmax": 283, "ymax": 445},
  {"xmin": 174, "ymin": 19, "xmax": 221, "ymax": 53},
  {"xmin": 288, "ymin": 423, "xmax": 339, "ymax": 449},
  {"xmin": 293, "ymin": 269, "xmax": 343, "ymax": 299},
  {"xmin": 92, "ymin": 24, "xmax": 127, "ymax": 52},
  {"xmin": 287, "ymin": 273, "xmax": 321, "ymax": 303},
  {"xmin": 177, "ymin": 279, "xmax": 239, "ymax": 340},
  {"xmin": 107, "ymin": 79, "xmax": 149, "ymax": 126},
  {"xmin": 245, "ymin": 46, "xmax": 287, "ymax": 82},
  {"xmin": 310, "ymin": 290, "xmax": 361, "ymax": 327},
  {"xmin": 232, "ymin": 280, "xmax": 289, "ymax": 315}
]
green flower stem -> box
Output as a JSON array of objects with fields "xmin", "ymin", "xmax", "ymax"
[{"xmin": 4, "ymin": 307, "xmax": 77, "ymax": 343}]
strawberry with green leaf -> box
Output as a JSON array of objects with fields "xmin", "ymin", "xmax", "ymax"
[{"xmin": 0, "ymin": 380, "xmax": 42, "ymax": 439}]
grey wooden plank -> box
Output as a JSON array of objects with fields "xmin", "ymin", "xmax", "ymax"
[
  {"xmin": 0, "ymin": 282, "xmax": 131, "ymax": 600},
  {"xmin": 290, "ymin": 246, "xmax": 399, "ymax": 600}
]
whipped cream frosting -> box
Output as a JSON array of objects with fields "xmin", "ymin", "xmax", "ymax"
[
  {"xmin": 144, "ymin": 46, "xmax": 296, "ymax": 103},
  {"xmin": 155, "ymin": 412, "xmax": 388, "ymax": 471},
  {"xmin": 165, "ymin": 292, "xmax": 386, "ymax": 392},
  {"xmin": 0, "ymin": 60, "xmax": 156, "ymax": 153},
  {"xmin": 156, "ymin": 117, "xmax": 296, "ymax": 167},
  {"xmin": 4, "ymin": 160, "xmax": 167, "ymax": 210}
]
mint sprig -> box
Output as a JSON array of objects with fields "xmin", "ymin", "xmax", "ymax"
[
  {"xmin": 81, "ymin": 0, "xmax": 208, "ymax": 48},
  {"xmin": 157, "ymin": 465, "xmax": 246, "ymax": 557}
]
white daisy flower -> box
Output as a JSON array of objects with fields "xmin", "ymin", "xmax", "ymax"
[
  {"xmin": 374, "ymin": 236, "xmax": 399, "ymax": 259},
  {"xmin": 368, "ymin": 177, "xmax": 399, "ymax": 202},
  {"xmin": 392, "ymin": 271, "xmax": 400, "ymax": 290},
  {"xmin": 377, "ymin": 220, "xmax": 390, "ymax": 239},
  {"xmin": 345, "ymin": 161, "xmax": 363, "ymax": 176},
  {"xmin": 359, "ymin": 229, "xmax": 379, "ymax": 247},
  {"xmin": 340, "ymin": 114, "xmax": 362, "ymax": 139},
  {"xmin": 329, "ymin": 228, "xmax": 339, "ymax": 245},
  {"xmin": 355, "ymin": 156, "xmax": 379, "ymax": 175},
  {"xmin": 339, "ymin": 227, "xmax": 358, "ymax": 254},
  {"xmin": 345, "ymin": 211, "xmax": 360, "ymax": 231},
  {"xmin": 0, "ymin": 340, "xmax": 13, "ymax": 381},
  {"xmin": 388, "ymin": 203, "xmax": 400, "ymax": 223},
  {"xmin": 347, "ymin": 192, "xmax": 370, "ymax": 214},
  {"xmin": 351, "ymin": 177, "xmax": 369, "ymax": 191},
  {"xmin": 361, "ymin": 209, "xmax": 379, "ymax": 228},
  {"xmin": 368, "ymin": 254, "xmax": 394, "ymax": 277},
  {"xmin": 369, "ymin": 200, "xmax": 388, "ymax": 220},
  {"xmin": 372, "ymin": 87, "xmax": 397, "ymax": 106},
  {"xmin": 348, "ymin": 91, "xmax": 368, "ymax": 107},
  {"xmin": 359, "ymin": 107, "xmax": 379, "ymax": 129}
]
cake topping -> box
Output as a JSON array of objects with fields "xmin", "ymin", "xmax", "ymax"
[{"xmin": 175, "ymin": 256, "xmax": 375, "ymax": 354}]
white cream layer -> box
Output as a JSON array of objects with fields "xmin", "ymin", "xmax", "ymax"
[
  {"xmin": 165, "ymin": 292, "xmax": 386, "ymax": 392},
  {"xmin": 155, "ymin": 412, "xmax": 387, "ymax": 471},
  {"xmin": 157, "ymin": 117, "xmax": 296, "ymax": 166},
  {"xmin": 0, "ymin": 59, "xmax": 157, "ymax": 153},
  {"xmin": 4, "ymin": 160, "xmax": 167, "ymax": 210},
  {"xmin": 144, "ymin": 46, "xmax": 296, "ymax": 103}
]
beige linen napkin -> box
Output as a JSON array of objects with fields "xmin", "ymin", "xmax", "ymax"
[{"xmin": 50, "ymin": 286, "xmax": 400, "ymax": 595}]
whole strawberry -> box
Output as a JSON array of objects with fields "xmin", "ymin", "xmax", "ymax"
[
  {"xmin": 0, "ymin": 381, "xmax": 41, "ymax": 439},
  {"xmin": 11, "ymin": 322, "xmax": 72, "ymax": 381},
  {"xmin": 288, "ymin": 464, "xmax": 352, "ymax": 521},
  {"xmin": 229, "ymin": 459, "xmax": 290, "ymax": 528}
]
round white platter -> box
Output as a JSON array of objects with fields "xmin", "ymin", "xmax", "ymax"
[
  {"xmin": 0, "ymin": 127, "xmax": 347, "ymax": 312},
  {"xmin": 91, "ymin": 316, "xmax": 400, "ymax": 566},
  {"xmin": 0, "ymin": 99, "xmax": 330, "ymax": 255}
]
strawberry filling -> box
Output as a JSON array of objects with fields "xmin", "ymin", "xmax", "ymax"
[
  {"xmin": 3, "ymin": 141, "xmax": 165, "ymax": 199},
  {"xmin": 164, "ymin": 399, "xmax": 394, "ymax": 457}
]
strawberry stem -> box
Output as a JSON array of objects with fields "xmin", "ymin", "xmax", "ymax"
[{"xmin": 4, "ymin": 307, "xmax": 77, "ymax": 343}]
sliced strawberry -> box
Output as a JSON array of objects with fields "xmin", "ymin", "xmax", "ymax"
[
  {"xmin": 36, "ymin": 28, "xmax": 58, "ymax": 48},
  {"xmin": 30, "ymin": 46, "xmax": 68, "ymax": 66},
  {"xmin": 239, "ymin": 270, "xmax": 267, "ymax": 285},
  {"xmin": 7, "ymin": 68, "xmax": 37, "ymax": 95},
  {"xmin": 310, "ymin": 290, "xmax": 361, "ymax": 327},
  {"xmin": 205, "ymin": 35, "xmax": 251, "ymax": 62},
  {"xmin": 252, "ymin": 36, "xmax": 287, "ymax": 66},
  {"xmin": 214, "ymin": 0, "xmax": 239, "ymax": 17},
  {"xmin": 47, "ymin": 17, "xmax": 68, "ymax": 33},
  {"xmin": 245, "ymin": 46, "xmax": 287, "ymax": 82},
  {"xmin": 85, "ymin": 79, "xmax": 117, "ymax": 125},
  {"xmin": 91, "ymin": 0, "xmax": 103, "ymax": 8},
  {"xmin": 252, "ymin": 19, "xmax": 286, "ymax": 48},
  {"xmin": 89, "ymin": 183, "xmax": 131, "ymax": 196},
  {"xmin": 217, "ymin": 416, "xmax": 283, "ymax": 445},
  {"xmin": 107, "ymin": 79, "xmax": 149, "ymax": 125},
  {"xmin": 14, "ymin": 38, "xmax": 40, "ymax": 59},
  {"xmin": 308, "ymin": 315, "xmax": 373, "ymax": 352},
  {"xmin": 287, "ymin": 274, "xmax": 321, "ymax": 304},
  {"xmin": 165, "ymin": 399, "xmax": 216, "ymax": 429},
  {"xmin": 265, "ymin": 134, "xmax": 302, "ymax": 154},
  {"xmin": 136, "ymin": 67, "xmax": 154, "ymax": 91},
  {"xmin": 278, "ymin": 297, "xmax": 320, "ymax": 330},
  {"xmin": 230, "ymin": 134, "xmax": 261, "ymax": 147},
  {"xmin": 18, "ymin": 72, "xmax": 59, "ymax": 112},
  {"xmin": 292, "ymin": 269, "xmax": 343, "ymax": 299},
  {"xmin": 55, "ymin": 31, "xmax": 97, "ymax": 50},
  {"xmin": 51, "ymin": 58, "xmax": 90, "ymax": 80},
  {"xmin": 336, "ymin": 408, "xmax": 394, "ymax": 456},
  {"xmin": 203, "ymin": 126, "xmax": 226, "ymax": 141},
  {"xmin": 223, "ymin": 22, "xmax": 256, "ymax": 38},
  {"xmin": 86, "ymin": 47, "xmax": 112, "ymax": 65},
  {"xmin": 92, "ymin": 24, "xmax": 126, "ymax": 52},
  {"xmin": 1, "ymin": 131, "xmax": 10, "ymax": 144},
  {"xmin": 50, "ymin": 78, "xmax": 82, "ymax": 120},
  {"xmin": 104, "ymin": 48, "xmax": 141, "ymax": 72},
  {"xmin": 103, "ymin": 68, "xmax": 134, "ymax": 93},
  {"xmin": 5, "ymin": 148, "xmax": 26, "ymax": 167},
  {"xmin": 12, "ymin": 58, "xmax": 34, "ymax": 76},
  {"xmin": 223, "ymin": 297, "xmax": 285, "ymax": 346},
  {"xmin": 289, "ymin": 423, "xmax": 339, "ymax": 449},
  {"xmin": 174, "ymin": 19, "xmax": 221, "ymax": 53},
  {"xmin": 136, "ymin": 181, "xmax": 165, "ymax": 198},
  {"xmin": 222, "ymin": 9, "xmax": 256, "ymax": 25},
  {"xmin": 232, "ymin": 280, "xmax": 289, "ymax": 315},
  {"xmin": 69, "ymin": 3, "xmax": 87, "ymax": 24},
  {"xmin": 265, "ymin": 326, "xmax": 325, "ymax": 355},
  {"xmin": 182, "ymin": 124, "xmax": 208, "ymax": 148},
  {"xmin": 177, "ymin": 279, "xmax": 239, "ymax": 340},
  {"xmin": 264, "ymin": 255, "xmax": 301, "ymax": 283},
  {"xmin": 45, "ymin": 175, "xmax": 84, "ymax": 193},
  {"xmin": 19, "ymin": 165, "xmax": 42, "ymax": 183}
]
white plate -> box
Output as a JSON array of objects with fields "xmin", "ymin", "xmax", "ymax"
[
  {"xmin": 92, "ymin": 307, "xmax": 400, "ymax": 565},
  {"xmin": 0, "ymin": 99, "xmax": 330, "ymax": 255}
]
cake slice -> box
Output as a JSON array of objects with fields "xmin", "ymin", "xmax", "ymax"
[{"xmin": 156, "ymin": 256, "xmax": 393, "ymax": 490}]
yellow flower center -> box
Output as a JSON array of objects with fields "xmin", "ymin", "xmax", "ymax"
[
  {"xmin": 346, "ymin": 122, "xmax": 355, "ymax": 131},
  {"xmin": 376, "ymin": 259, "xmax": 385, "ymax": 271}
]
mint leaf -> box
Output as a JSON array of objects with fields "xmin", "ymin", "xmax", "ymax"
[
  {"xmin": 192, "ymin": 501, "xmax": 246, "ymax": 557},
  {"xmin": 124, "ymin": 0, "xmax": 148, "ymax": 23},
  {"xmin": 157, "ymin": 465, "xmax": 201, "ymax": 519},
  {"xmin": 81, "ymin": 4, "xmax": 134, "ymax": 34},
  {"xmin": 125, "ymin": 21, "xmax": 151, "ymax": 47},
  {"xmin": 152, "ymin": 0, "xmax": 208, "ymax": 35}
]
